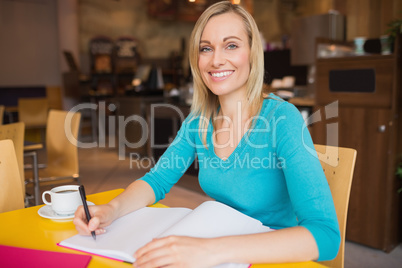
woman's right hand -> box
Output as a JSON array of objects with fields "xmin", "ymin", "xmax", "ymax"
[
  {"xmin": 73, "ymin": 204, "xmax": 116, "ymax": 236},
  {"xmin": 73, "ymin": 180, "xmax": 156, "ymax": 237}
]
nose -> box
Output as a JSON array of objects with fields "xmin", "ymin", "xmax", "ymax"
[{"xmin": 211, "ymin": 50, "xmax": 226, "ymax": 67}]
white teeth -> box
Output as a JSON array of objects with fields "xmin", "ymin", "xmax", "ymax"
[{"xmin": 211, "ymin": 71, "xmax": 232, "ymax": 78}]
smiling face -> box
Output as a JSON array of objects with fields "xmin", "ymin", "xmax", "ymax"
[{"xmin": 198, "ymin": 12, "xmax": 250, "ymax": 99}]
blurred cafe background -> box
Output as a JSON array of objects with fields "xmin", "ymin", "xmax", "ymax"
[{"xmin": 0, "ymin": 0, "xmax": 401, "ymax": 266}]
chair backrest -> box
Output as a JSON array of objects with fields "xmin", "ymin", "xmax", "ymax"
[
  {"xmin": 46, "ymin": 110, "xmax": 81, "ymax": 177},
  {"xmin": 0, "ymin": 105, "xmax": 4, "ymax": 125},
  {"xmin": 0, "ymin": 139, "xmax": 25, "ymax": 213},
  {"xmin": 315, "ymin": 144, "xmax": 357, "ymax": 268},
  {"xmin": 18, "ymin": 98, "xmax": 49, "ymax": 128},
  {"xmin": 46, "ymin": 86, "xmax": 63, "ymax": 110},
  {"xmin": 0, "ymin": 122, "xmax": 25, "ymax": 197}
]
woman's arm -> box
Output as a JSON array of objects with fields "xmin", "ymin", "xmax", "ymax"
[
  {"xmin": 209, "ymin": 226, "xmax": 318, "ymax": 264},
  {"xmin": 134, "ymin": 226, "xmax": 318, "ymax": 268},
  {"xmin": 108, "ymin": 179, "xmax": 156, "ymax": 218},
  {"xmin": 74, "ymin": 115, "xmax": 197, "ymax": 236},
  {"xmin": 274, "ymin": 102, "xmax": 340, "ymax": 261}
]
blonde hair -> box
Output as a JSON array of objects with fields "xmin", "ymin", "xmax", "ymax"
[{"xmin": 189, "ymin": 1, "xmax": 265, "ymax": 146}]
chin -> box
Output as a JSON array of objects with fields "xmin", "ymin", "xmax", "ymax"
[{"xmin": 207, "ymin": 85, "xmax": 229, "ymax": 95}]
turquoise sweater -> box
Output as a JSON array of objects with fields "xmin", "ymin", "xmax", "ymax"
[{"xmin": 140, "ymin": 94, "xmax": 340, "ymax": 261}]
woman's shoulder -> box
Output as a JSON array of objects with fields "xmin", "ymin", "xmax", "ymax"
[
  {"xmin": 181, "ymin": 112, "xmax": 206, "ymax": 131},
  {"xmin": 261, "ymin": 93, "xmax": 300, "ymax": 118}
]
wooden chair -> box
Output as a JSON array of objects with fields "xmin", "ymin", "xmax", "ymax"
[
  {"xmin": 46, "ymin": 86, "xmax": 63, "ymax": 110},
  {"xmin": 0, "ymin": 122, "xmax": 26, "ymax": 198},
  {"xmin": 18, "ymin": 98, "xmax": 49, "ymax": 128},
  {"xmin": 18, "ymin": 97, "xmax": 49, "ymax": 143},
  {"xmin": 0, "ymin": 105, "xmax": 4, "ymax": 125},
  {"xmin": 26, "ymin": 110, "xmax": 81, "ymax": 186},
  {"xmin": 315, "ymin": 144, "xmax": 357, "ymax": 268},
  {"xmin": 0, "ymin": 139, "xmax": 25, "ymax": 213}
]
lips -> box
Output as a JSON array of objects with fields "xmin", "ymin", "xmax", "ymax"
[{"xmin": 209, "ymin": 70, "xmax": 234, "ymax": 80}]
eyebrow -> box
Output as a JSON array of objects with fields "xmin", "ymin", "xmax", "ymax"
[
  {"xmin": 223, "ymin": 36, "xmax": 242, "ymax": 42},
  {"xmin": 200, "ymin": 36, "xmax": 242, "ymax": 44}
]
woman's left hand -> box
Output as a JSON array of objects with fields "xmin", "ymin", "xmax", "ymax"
[{"xmin": 134, "ymin": 236, "xmax": 218, "ymax": 268}]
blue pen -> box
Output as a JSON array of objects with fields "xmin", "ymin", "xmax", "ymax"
[{"xmin": 79, "ymin": 185, "xmax": 96, "ymax": 240}]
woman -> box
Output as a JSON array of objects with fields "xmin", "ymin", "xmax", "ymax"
[{"xmin": 74, "ymin": 2, "xmax": 340, "ymax": 267}]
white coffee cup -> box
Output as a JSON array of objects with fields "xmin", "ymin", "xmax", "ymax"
[{"xmin": 42, "ymin": 185, "xmax": 82, "ymax": 215}]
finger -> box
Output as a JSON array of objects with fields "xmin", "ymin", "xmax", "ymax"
[
  {"xmin": 94, "ymin": 228, "xmax": 106, "ymax": 235},
  {"xmin": 73, "ymin": 206, "xmax": 104, "ymax": 235},
  {"xmin": 135, "ymin": 237, "xmax": 172, "ymax": 259},
  {"xmin": 73, "ymin": 207, "xmax": 90, "ymax": 233},
  {"xmin": 135, "ymin": 248, "xmax": 177, "ymax": 268},
  {"xmin": 73, "ymin": 216, "xmax": 106, "ymax": 235},
  {"xmin": 135, "ymin": 237, "xmax": 184, "ymax": 268},
  {"xmin": 87, "ymin": 217, "xmax": 106, "ymax": 234},
  {"xmin": 74, "ymin": 205, "xmax": 85, "ymax": 220},
  {"xmin": 88, "ymin": 216, "xmax": 100, "ymax": 231},
  {"xmin": 135, "ymin": 256, "xmax": 176, "ymax": 268}
]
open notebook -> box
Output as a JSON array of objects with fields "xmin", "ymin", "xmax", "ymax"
[{"xmin": 59, "ymin": 201, "xmax": 272, "ymax": 267}]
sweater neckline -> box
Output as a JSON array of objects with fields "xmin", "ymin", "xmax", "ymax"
[{"xmin": 207, "ymin": 97, "xmax": 270, "ymax": 166}]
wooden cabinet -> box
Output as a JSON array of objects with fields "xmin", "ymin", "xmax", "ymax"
[{"xmin": 312, "ymin": 39, "xmax": 402, "ymax": 251}]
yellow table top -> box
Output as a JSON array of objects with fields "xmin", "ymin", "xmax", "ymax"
[{"xmin": 0, "ymin": 189, "xmax": 325, "ymax": 268}]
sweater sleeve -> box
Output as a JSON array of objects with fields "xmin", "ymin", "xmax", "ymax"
[
  {"xmin": 274, "ymin": 102, "xmax": 341, "ymax": 261},
  {"xmin": 139, "ymin": 115, "xmax": 197, "ymax": 202}
]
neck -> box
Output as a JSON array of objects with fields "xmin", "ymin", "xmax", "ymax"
[{"xmin": 217, "ymin": 93, "xmax": 250, "ymax": 126}]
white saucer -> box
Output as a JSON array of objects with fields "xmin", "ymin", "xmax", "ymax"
[{"xmin": 38, "ymin": 201, "xmax": 95, "ymax": 221}]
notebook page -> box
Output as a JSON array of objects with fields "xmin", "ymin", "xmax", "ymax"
[
  {"xmin": 158, "ymin": 201, "xmax": 272, "ymax": 238},
  {"xmin": 59, "ymin": 207, "xmax": 191, "ymax": 263},
  {"xmin": 157, "ymin": 201, "xmax": 272, "ymax": 268}
]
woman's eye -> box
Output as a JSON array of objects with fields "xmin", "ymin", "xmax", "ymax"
[
  {"xmin": 200, "ymin": 47, "xmax": 212, "ymax": 52},
  {"xmin": 227, "ymin": 44, "xmax": 238, "ymax": 50}
]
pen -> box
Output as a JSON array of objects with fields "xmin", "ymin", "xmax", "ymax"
[{"xmin": 78, "ymin": 185, "xmax": 96, "ymax": 240}]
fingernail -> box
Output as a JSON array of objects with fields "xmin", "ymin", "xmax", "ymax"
[{"xmin": 95, "ymin": 229, "xmax": 106, "ymax": 235}]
